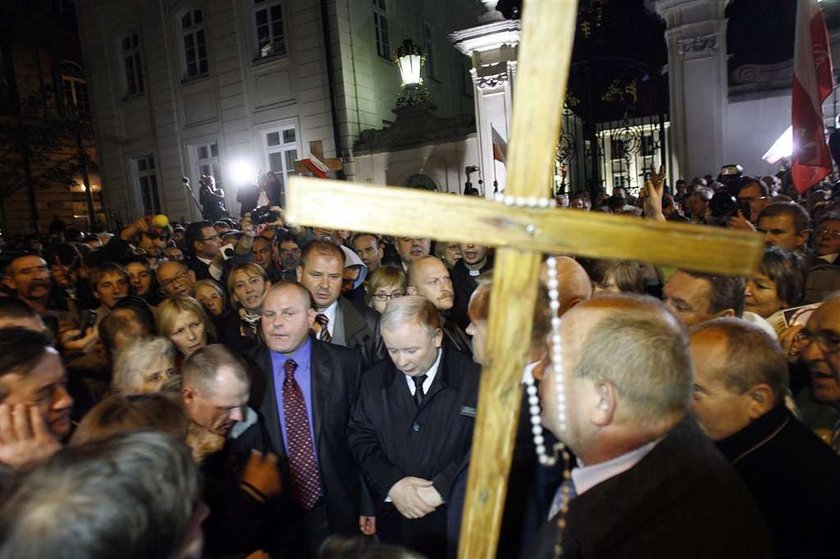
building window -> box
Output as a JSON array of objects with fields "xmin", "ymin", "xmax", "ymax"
[
  {"xmin": 181, "ymin": 9, "xmax": 208, "ymax": 79},
  {"xmin": 421, "ymin": 22, "xmax": 435, "ymax": 80},
  {"xmin": 135, "ymin": 155, "xmax": 162, "ymax": 215},
  {"xmin": 62, "ymin": 76, "xmax": 89, "ymax": 115},
  {"xmin": 373, "ymin": 0, "xmax": 389, "ymax": 60},
  {"xmin": 195, "ymin": 142, "xmax": 222, "ymax": 186},
  {"xmin": 122, "ymin": 33, "xmax": 144, "ymax": 96},
  {"xmin": 264, "ymin": 127, "xmax": 298, "ymax": 189},
  {"xmin": 253, "ymin": 0, "xmax": 286, "ymax": 58}
]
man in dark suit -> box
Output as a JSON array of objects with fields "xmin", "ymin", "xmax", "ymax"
[
  {"xmin": 691, "ymin": 318, "xmax": 840, "ymax": 559},
  {"xmin": 183, "ymin": 221, "xmax": 222, "ymax": 281},
  {"xmin": 246, "ymin": 281, "xmax": 365, "ymax": 557},
  {"xmin": 530, "ymin": 294, "xmax": 771, "ymax": 558},
  {"xmin": 348, "ymin": 295, "xmax": 480, "ymax": 557},
  {"xmin": 297, "ymin": 240, "xmax": 385, "ymax": 369}
]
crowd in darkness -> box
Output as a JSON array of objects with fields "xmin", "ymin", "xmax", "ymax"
[{"xmin": 0, "ymin": 165, "xmax": 839, "ymax": 558}]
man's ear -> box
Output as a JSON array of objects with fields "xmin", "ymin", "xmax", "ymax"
[
  {"xmin": 407, "ymin": 286, "xmax": 418, "ymax": 296},
  {"xmin": 296, "ymin": 266, "xmax": 303, "ymax": 283},
  {"xmin": 591, "ymin": 380, "xmax": 617, "ymax": 427},
  {"xmin": 747, "ymin": 384, "xmax": 775, "ymax": 419},
  {"xmin": 306, "ymin": 308, "xmax": 317, "ymax": 327},
  {"xmin": 797, "ymin": 229, "xmax": 811, "ymax": 249},
  {"xmin": 182, "ymin": 386, "xmax": 196, "ymax": 406},
  {"xmin": 718, "ymin": 309, "xmax": 736, "ymax": 319},
  {"xmin": 2, "ymin": 275, "xmax": 16, "ymax": 291}
]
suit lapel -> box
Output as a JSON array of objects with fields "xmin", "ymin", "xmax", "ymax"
[
  {"xmin": 255, "ymin": 346, "xmax": 284, "ymax": 454},
  {"xmin": 310, "ymin": 340, "xmax": 332, "ymax": 449},
  {"xmin": 339, "ymin": 298, "xmax": 366, "ymax": 346}
]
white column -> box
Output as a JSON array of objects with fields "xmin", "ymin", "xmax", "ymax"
[
  {"xmin": 655, "ymin": 0, "xmax": 732, "ymax": 181},
  {"xmin": 451, "ymin": 19, "xmax": 521, "ymax": 197}
]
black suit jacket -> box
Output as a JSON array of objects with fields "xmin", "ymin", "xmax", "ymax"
[
  {"xmin": 529, "ymin": 417, "xmax": 772, "ymax": 559},
  {"xmin": 184, "ymin": 255, "xmax": 213, "ymax": 281},
  {"xmin": 338, "ymin": 297, "xmax": 385, "ymax": 370},
  {"xmin": 348, "ymin": 348, "xmax": 480, "ymax": 556},
  {"xmin": 245, "ymin": 339, "xmax": 362, "ymax": 542},
  {"xmin": 717, "ymin": 405, "xmax": 840, "ymax": 559}
]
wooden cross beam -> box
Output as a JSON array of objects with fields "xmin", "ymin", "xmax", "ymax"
[{"xmin": 284, "ymin": 1, "xmax": 764, "ymax": 558}]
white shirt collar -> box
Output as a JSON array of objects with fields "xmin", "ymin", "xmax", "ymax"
[
  {"xmin": 571, "ymin": 439, "xmax": 659, "ymax": 496},
  {"xmin": 405, "ymin": 348, "xmax": 442, "ymax": 395},
  {"xmin": 522, "ymin": 360, "xmax": 540, "ymax": 385},
  {"xmin": 819, "ymin": 253, "xmax": 838, "ymax": 264}
]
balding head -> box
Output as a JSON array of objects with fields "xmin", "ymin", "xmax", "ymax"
[
  {"xmin": 407, "ymin": 256, "xmax": 454, "ymax": 311},
  {"xmin": 541, "ymin": 256, "xmax": 592, "ymax": 317},
  {"xmin": 540, "ymin": 294, "xmax": 691, "ymax": 463}
]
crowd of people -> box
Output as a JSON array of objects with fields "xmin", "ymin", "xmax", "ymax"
[{"xmin": 0, "ymin": 165, "xmax": 839, "ymax": 558}]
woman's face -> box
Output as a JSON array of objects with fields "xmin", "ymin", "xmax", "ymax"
[
  {"xmin": 137, "ymin": 354, "xmax": 175, "ymax": 394},
  {"xmin": 126, "ymin": 262, "xmax": 152, "ymax": 297},
  {"xmin": 194, "ymin": 284, "xmax": 224, "ymax": 316},
  {"xmin": 168, "ymin": 310, "xmax": 207, "ymax": 357},
  {"xmin": 593, "ymin": 272, "xmax": 621, "ymax": 295},
  {"xmin": 442, "ymin": 243, "xmax": 462, "ymax": 268},
  {"xmin": 370, "ymin": 283, "xmax": 404, "ymax": 314},
  {"xmin": 745, "ymin": 272, "xmax": 784, "ymax": 318}
]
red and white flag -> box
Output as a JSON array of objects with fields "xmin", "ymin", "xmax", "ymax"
[
  {"xmin": 491, "ymin": 124, "xmax": 507, "ymax": 165},
  {"xmin": 792, "ymin": 0, "xmax": 834, "ymax": 193},
  {"xmin": 301, "ymin": 154, "xmax": 330, "ymax": 178}
]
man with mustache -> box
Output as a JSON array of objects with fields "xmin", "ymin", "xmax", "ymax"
[
  {"xmin": 407, "ymin": 256, "xmax": 470, "ymax": 355},
  {"xmin": 450, "ymin": 243, "xmax": 493, "ymax": 330},
  {"xmin": 297, "ymin": 240, "xmax": 384, "ymax": 369},
  {"xmin": 3, "ymin": 255, "xmax": 55, "ymax": 314}
]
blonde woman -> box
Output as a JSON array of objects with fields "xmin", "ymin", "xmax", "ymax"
[{"xmin": 156, "ymin": 295, "xmax": 215, "ymax": 363}]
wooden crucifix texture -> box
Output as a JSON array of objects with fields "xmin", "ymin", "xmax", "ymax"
[{"xmin": 284, "ymin": 1, "xmax": 765, "ymax": 557}]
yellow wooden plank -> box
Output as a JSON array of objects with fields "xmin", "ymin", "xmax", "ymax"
[
  {"xmin": 458, "ymin": 248, "xmax": 542, "ymax": 558},
  {"xmin": 286, "ymin": 178, "xmax": 765, "ymax": 276}
]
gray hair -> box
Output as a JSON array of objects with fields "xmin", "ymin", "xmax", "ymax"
[
  {"xmin": 0, "ymin": 431, "xmax": 199, "ymax": 559},
  {"xmin": 690, "ymin": 318, "xmax": 788, "ymax": 404},
  {"xmin": 111, "ymin": 337, "xmax": 176, "ymax": 394},
  {"xmin": 380, "ymin": 295, "xmax": 441, "ymax": 336},
  {"xmin": 181, "ymin": 344, "xmax": 249, "ymax": 396},
  {"xmin": 573, "ymin": 295, "xmax": 693, "ymax": 427}
]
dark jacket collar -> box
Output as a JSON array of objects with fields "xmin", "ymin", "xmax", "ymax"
[{"xmin": 715, "ymin": 404, "xmax": 791, "ymax": 464}]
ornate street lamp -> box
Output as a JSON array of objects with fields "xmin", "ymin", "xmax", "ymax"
[{"xmin": 394, "ymin": 39, "xmax": 432, "ymax": 107}]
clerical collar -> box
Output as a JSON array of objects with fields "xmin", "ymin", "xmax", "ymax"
[
  {"xmin": 571, "ymin": 438, "xmax": 659, "ymax": 496},
  {"xmin": 404, "ymin": 348, "xmax": 442, "ymax": 395}
]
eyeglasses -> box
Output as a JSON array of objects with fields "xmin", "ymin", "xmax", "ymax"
[
  {"xmin": 371, "ymin": 292, "xmax": 403, "ymax": 302},
  {"xmin": 815, "ymin": 228, "xmax": 840, "ymax": 239},
  {"xmin": 198, "ymin": 233, "xmax": 219, "ymax": 242},
  {"xmin": 160, "ymin": 271, "xmax": 190, "ymax": 289},
  {"xmin": 796, "ymin": 330, "xmax": 840, "ymax": 354}
]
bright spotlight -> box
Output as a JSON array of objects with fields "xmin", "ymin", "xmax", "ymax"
[
  {"xmin": 762, "ymin": 126, "xmax": 793, "ymax": 165},
  {"xmin": 229, "ymin": 159, "xmax": 258, "ymax": 186}
]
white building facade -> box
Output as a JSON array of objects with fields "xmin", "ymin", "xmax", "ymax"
[{"xmin": 76, "ymin": 0, "xmax": 482, "ymax": 223}]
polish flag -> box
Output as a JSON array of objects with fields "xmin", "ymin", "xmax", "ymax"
[
  {"xmin": 791, "ymin": 0, "xmax": 834, "ymax": 193},
  {"xmin": 492, "ymin": 125, "xmax": 507, "ymax": 165}
]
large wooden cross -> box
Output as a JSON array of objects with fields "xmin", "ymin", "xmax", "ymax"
[{"xmin": 285, "ymin": 2, "xmax": 764, "ymax": 557}]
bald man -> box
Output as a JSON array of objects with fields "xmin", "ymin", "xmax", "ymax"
[{"xmin": 540, "ymin": 256, "xmax": 592, "ymax": 316}]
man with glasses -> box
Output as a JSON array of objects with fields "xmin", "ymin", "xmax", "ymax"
[
  {"xmin": 157, "ymin": 261, "xmax": 196, "ymax": 298},
  {"xmin": 804, "ymin": 212, "xmax": 840, "ymax": 303},
  {"xmin": 730, "ymin": 177, "xmax": 770, "ymax": 229},
  {"xmin": 796, "ymin": 296, "xmax": 840, "ymax": 452},
  {"xmin": 184, "ymin": 221, "xmax": 223, "ymax": 281},
  {"xmin": 813, "ymin": 213, "xmax": 840, "ymax": 264}
]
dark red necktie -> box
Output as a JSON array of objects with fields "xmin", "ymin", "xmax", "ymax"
[{"xmin": 282, "ymin": 359, "xmax": 323, "ymax": 510}]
